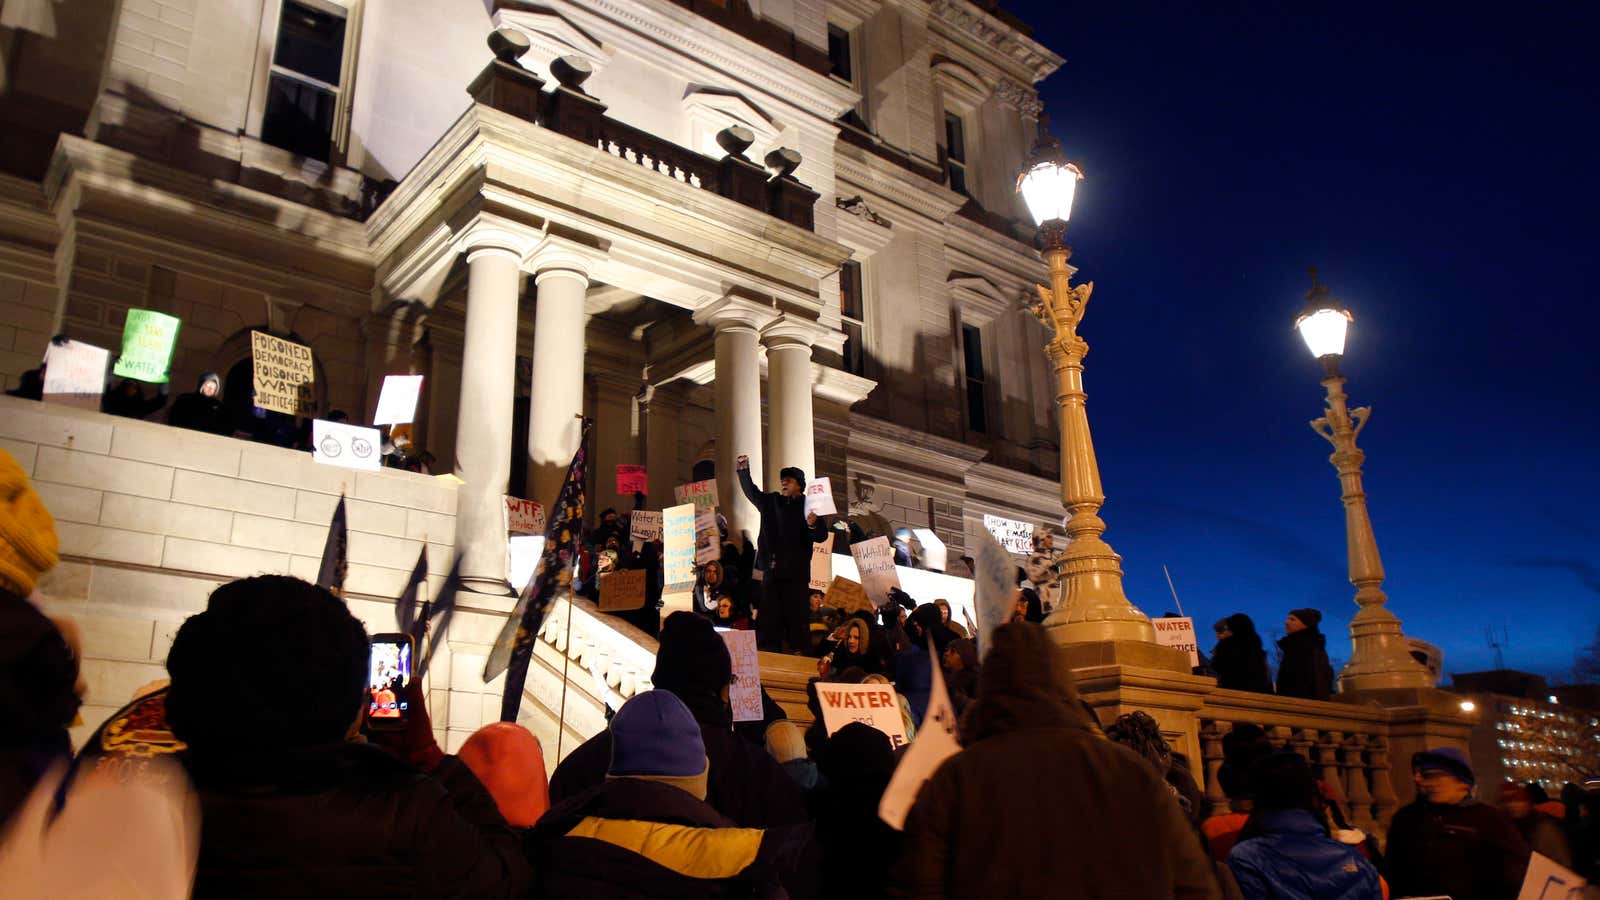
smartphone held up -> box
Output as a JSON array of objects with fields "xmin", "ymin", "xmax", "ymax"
[{"xmin": 367, "ymin": 633, "xmax": 414, "ymax": 730}]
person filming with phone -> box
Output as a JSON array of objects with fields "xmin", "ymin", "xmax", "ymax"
[{"xmin": 736, "ymin": 454, "xmax": 828, "ymax": 654}]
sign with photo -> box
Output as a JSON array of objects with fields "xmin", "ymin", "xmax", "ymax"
[
  {"xmin": 505, "ymin": 497, "xmax": 546, "ymax": 536},
  {"xmin": 251, "ymin": 330, "xmax": 316, "ymax": 416},
  {"xmin": 804, "ymin": 477, "xmax": 837, "ymax": 516},
  {"xmin": 311, "ymin": 420, "xmax": 382, "ymax": 471},
  {"xmin": 816, "ymin": 682, "xmax": 909, "ymax": 749},
  {"xmin": 850, "ymin": 535, "xmax": 900, "ymax": 608},
  {"xmin": 673, "ymin": 479, "xmax": 718, "ymax": 510},
  {"xmin": 373, "ymin": 374, "xmax": 424, "ymax": 425},
  {"xmin": 983, "ymin": 514, "xmax": 1035, "ymax": 556},
  {"xmin": 113, "ymin": 309, "xmax": 181, "ymax": 383},
  {"xmin": 42, "ymin": 340, "xmax": 110, "ymax": 409},
  {"xmin": 694, "ymin": 505, "xmax": 720, "ymax": 565}
]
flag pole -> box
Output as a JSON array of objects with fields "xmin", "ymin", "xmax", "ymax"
[
  {"xmin": 1162, "ymin": 564, "xmax": 1184, "ymax": 618},
  {"xmin": 555, "ymin": 596, "xmax": 575, "ymax": 759}
]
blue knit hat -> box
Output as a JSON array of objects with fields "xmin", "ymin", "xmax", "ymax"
[
  {"xmin": 608, "ymin": 690, "xmax": 709, "ymax": 798},
  {"xmin": 1412, "ymin": 746, "xmax": 1474, "ymax": 785}
]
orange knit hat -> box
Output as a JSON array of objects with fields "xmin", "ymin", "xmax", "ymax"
[
  {"xmin": 0, "ymin": 448, "xmax": 58, "ymax": 596},
  {"xmin": 456, "ymin": 722, "xmax": 550, "ymax": 827}
]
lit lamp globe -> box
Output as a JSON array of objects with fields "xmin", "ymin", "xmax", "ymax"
[
  {"xmin": 1016, "ymin": 134, "xmax": 1083, "ymax": 248},
  {"xmin": 1294, "ymin": 275, "xmax": 1353, "ymax": 374}
]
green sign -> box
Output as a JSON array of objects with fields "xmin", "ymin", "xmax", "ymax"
[{"xmin": 112, "ymin": 309, "xmax": 181, "ymax": 383}]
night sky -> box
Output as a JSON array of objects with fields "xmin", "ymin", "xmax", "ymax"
[{"xmin": 1010, "ymin": 2, "xmax": 1599, "ymax": 680}]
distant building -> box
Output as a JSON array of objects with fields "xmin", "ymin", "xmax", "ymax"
[{"xmin": 1448, "ymin": 669, "xmax": 1600, "ymax": 790}]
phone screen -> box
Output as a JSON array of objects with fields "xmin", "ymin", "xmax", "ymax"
[{"xmin": 368, "ymin": 635, "xmax": 412, "ymax": 723}]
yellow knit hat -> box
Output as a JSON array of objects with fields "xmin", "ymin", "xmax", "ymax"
[{"xmin": 0, "ymin": 448, "xmax": 58, "ymax": 595}]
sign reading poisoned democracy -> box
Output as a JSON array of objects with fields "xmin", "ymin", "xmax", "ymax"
[
  {"xmin": 251, "ymin": 330, "xmax": 316, "ymax": 416},
  {"xmin": 113, "ymin": 309, "xmax": 181, "ymax": 383}
]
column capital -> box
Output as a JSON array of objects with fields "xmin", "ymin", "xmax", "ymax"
[
  {"xmin": 692, "ymin": 294, "xmax": 779, "ymax": 333},
  {"xmin": 457, "ymin": 215, "xmax": 536, "ymax": 261},
  {"xmin": 526, "ymin": 235, "xmax": 604, "ymax": 281},
  {"xmin": 760, "ymin": 312, "xmax": 830, "ymax": 349}
]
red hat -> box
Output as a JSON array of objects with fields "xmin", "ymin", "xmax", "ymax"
[{"xmin": 456, "ymin": 722, "xmax": 549, "ymax": 827}]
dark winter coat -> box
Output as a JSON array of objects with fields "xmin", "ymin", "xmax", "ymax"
[
  {"xmin": 1212, "ymin": 621, "xmax": 1274, "ymax": 694},
  {"xmin": 527, "ymin": 777, "xmax": 809, "ymax": 899},
  {"xmin": 0, "ymin": 590, "xmax": 79, "ymax": 827},
  {"xmin": 810, "ymin": 722, "xmax": 901, "ymax": 900},
  {"xmin": 168, "ymin": 375, "xmax": 232, "ymax": 435},
  {"xmin": 737, "ymin": 466, "xmax": 826, "ymax": 580},
  {"xmin": 1227, "ymin": 809, "xmax": 1383, "ymax": 899},
  {"xmin": 1275, "ymin": 629, "xmax": 1334, "ymax": 701},
  {"xmin": 1384, "ymin": 797, "xmax": 1530, "ymax": 900},
  {"xmin": 891, "ymin": 622, "xmax": 1221, "ymax": 899},
  {"xmin": 183, "ymin": 743, "xmax": 530, "ymax": 898},
  {"xmin": 1512, "ymin": 810, "xmax": 1574, "ymax": 869}
]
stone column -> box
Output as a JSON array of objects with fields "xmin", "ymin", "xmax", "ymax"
[
  {"xmin": 525, "ymin": 253, "xmax": 591, "ymax": 510},
  {"xmin": 693, "ymin": 297, "xmax": 776, "ymax": 547},
  {"xmin": 454, "ymin": 237, "xmax": 525, "ymax": 593},
  {"xmin": 762, "ymin": 315, "xmax": 820, "ymax": 488}
]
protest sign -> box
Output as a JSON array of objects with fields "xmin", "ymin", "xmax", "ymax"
[
  {"xmin": 879, "ymin": 642, "xmax": 961, "ymax": 829},
  {"xmin": 508, "ymin": 535, "xmax": 545, "ymax": 591},
  {"xmin": 804, "ymin": 477, "xmax": 837, "ymax": 517},
  {"xmin": 251, "ymin": 330, "xmax": 316, "ymax": 416},
  {"xmin": 694, "ymin": 506, "xmax": 720, "ymax": 565},
  {"xmin": 851, "ymin": 536, "xmax": 900, "ymax": 607},
  {"xmin": 505, "ymin": 497, "xmax": 546, "ymax": 536},
  {"xmin": 616, "ymin": 464, "xmax": 648, "ymax": 495},
  {"xmin": 810, "ymin": 534, "xmax": 834, "ymax": 591},
  {"xmin": 973, "ymin": 529, "xmax": 1016, "ymax": 663},
  {"xmin": 816, "ymin": 683, "xmax": 909, "ymax": 749},
  {"xmin": 822, "ymin": 576, "xmax": 873, "ymax": 615},
  {"xmin": 911, "ymin": 528, "xmax": 947, "ymax": 571},
  {"xmin": 1518, "ymin": 852, "xmax": 1587, "ymax": 900},
  {"xmin": 373, "ymin": 374, "xmax": 424, "ymax": 425},
  {"xmin": 311, "ymin": 420, "xmax": 382, "ymax": 471},
  {"xmin": 42, "ymin": 340, "xmax": 110, "ymax": 409},
  {"xmin": 599, "ymin": 569, "xmax": 648, "ymax": 612},
  {"xmin": 983, "ymin": 513, "xmax": 1035, "ymax": 556},
  {"xmin": 719, "ymin": 630, "xmax": 763, "ymax": 722},
  {"xmin": 663, "ymin": 503, "xmax": 696, "ymax": 592},
  {"xmin": 673, "ymin": 479, "xmax": 718, "ymax": 510},
  {"xmin": 1152, "ymin": 617, "xmax": 1200, "ymax": 667},
  {"xmin": 113, "ymin": 309, "xmax": 181, "ymax": 383},
  {"xmin": 629, "ymin": 509, "xmax": 663, "ymax": 544}
]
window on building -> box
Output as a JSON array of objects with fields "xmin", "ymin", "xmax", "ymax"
[
  {"xmin": 839, "ymin": 260, "xmax": 866, "ymax": 376},
  {"xmin": 260, "ymin": 0, "xmax": 349, "ymax": 162},
  {"xmin": 828, "ymin": 24, "xmax": 854, "ymax": 83},
  {"xmin": 962, "ymin": 323, "xmax": 986, "ymax": 433},
  {"xmin": 945, "ymin": 112, "xmax": 969, "ymax": 196}
]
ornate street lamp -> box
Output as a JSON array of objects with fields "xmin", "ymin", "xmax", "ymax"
[
  {"xmin": 1295, "ymin": 271, "xmax": 1432, "ymax": 690},
  {"xmin": 1019, "ymin": 131, "xmax": 1155, "ymax": 644}
]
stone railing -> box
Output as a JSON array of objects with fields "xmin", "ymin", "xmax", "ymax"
[{"xmin": 536, "ymin": 594, "xmax": 658, "ymax": 709}]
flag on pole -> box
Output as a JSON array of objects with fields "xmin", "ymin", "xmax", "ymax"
[
  {"xmin": 878, "ymin": 638, "xmax": 962, "ymax": 829},
  {"xmin": 485, "ymin": 418, "xmax": 592, "ymax": 722},
  {"xmin": 316, "ymin": 496, "xmax": 348, "ymax": 598},
  {"xmin": 395, "ymin": 545, "xmax": 428, "ymax": 637},
  {"xmin": 417, "ymin": 556, "xmax": 460, "ymax": 680}
]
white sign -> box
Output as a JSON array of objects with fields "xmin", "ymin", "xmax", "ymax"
[
  {"xmin": 983, "ymin": 514, "xmax": 1034, "ymax": 556},
  {"xmin": 720, "ymin": 629, "xmax": 763, "ymax": 723},
  {"xmin": 810, "ymin": 535, "xmax": 834, "ymax": 591},
  {"xmin": 508, "ymin": 535, "xmax": 545, "ymax": 591},
  {"xmin": 312, "ymin": 420, "xmax": 382, "ymax": 471},
  {"xmin": 817, "ymin": 682, "xmax": 908, "ymax": 749},
  {"xmin": 911, "ymin": 528, "xmax": 947, "ymax": 572},
  {"xmin": 1518, "ymin": 852, "xmax": 1588, "ymax": 900},
  {"xmin": 673, "ymin": 479, "xmax": 718, "ymax": 510},
  {"xmin": 828, "ymin": 553, "xmax": 977, "ymax": 633},
  {"xmin": 972, "ymin": 529, "xmax": 1016, "ymax": 663},
  {"xmin": 804, "ymin": 477, "xmax": 837, "ymax": 517},
  {"xmin": 850, "ymin": 535, "xmax": 901, "ymax": 608},
  {"xmin": 372, "ymin": 374, "xmax": 423, "ymax": 425},
  {"xmin": 42, "ymin": 340, "xmax": 110, "ymax": 408},
  {"xmin": 879, "ymin": 643, "xmax": 961, "ymax": 829},
  {"xmin": 505, "ymin": 497, "xmax": 546, "ymax": 536},
  {"xmin": 629, "ymin": 509, "xmax": 663, "ymax": 544},
  {"xmin": 694, "ymin": 505, "xmax": 719, "ymax": 565},
  {"xmin": 663, "ymin": 503, "xmax": 696, "ymax": 591},
  {"xmin": 1152, "ymin": 617, "xmax": 1201, "ymax": 667}
]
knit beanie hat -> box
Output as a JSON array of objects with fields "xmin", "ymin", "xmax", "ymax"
[
  {"xmin": 1289, "ymin": 608, "xmax": 1323, "ymax": 630},
  {"xmin": 1413, "ymin": 746, "xmax": 1474, "ymax": 785},
  {"xmin": 457, "ymin": 722, "xmax": 549, "ymax": 827},
  {"xmin": 652, "ymin": 611, "xmax": 733, "ymax": 705},
  {"xmin": 779, "ymin": 466, "xmax": 806, "ymax": 486},
  {"xmin": 765, "ymin": 720, "xmax": 808, "ymax": 765},
  {"xmin": 608, "ymin": 690, "xmax": 709, "ymax": 800},
  {"xmin": 0, "ymin": 449, "xmax": 59, "ymax": 596}
]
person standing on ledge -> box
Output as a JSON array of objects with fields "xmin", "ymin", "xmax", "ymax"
[
  {"xmin": 737, "ymin": 455, "xmax": 827, "ymax": 654},
  {"xmin": 1275, "ymin": 608, "xmax": 1335, "ymax": 701}
]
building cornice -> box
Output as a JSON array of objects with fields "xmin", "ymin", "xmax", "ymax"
[
  {"xmin": 927, "ymin": 0, "xmax": 1065, "ymax": 84},
  {"xmin": 963, "ymin": 461, "xmax": 1067, "ymax": 525},
  {"xmin": 835, "ymin": 148, "xmax": 966, "ymax": 226}
]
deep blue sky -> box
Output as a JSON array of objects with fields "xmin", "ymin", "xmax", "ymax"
[{"xmin": 1011, "ymin": 2, "xmax": 1600, "ymax": 680}]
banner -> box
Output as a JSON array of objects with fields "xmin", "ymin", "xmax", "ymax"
[
  {"xmin": 694, "ymin": 506, "xmax": 720, "ymax": 565},
  {"xmin": 629, "ymin": 509, "xmax": 663, "ymax": 544},
  {"xmin": 662, "ymin": 503, "xmax": 696, "ymax": 594},
  {"xmin": 850, "ymin": 536, "xmax": 900, "ymax": 608},
  {"xmin": 810, "ymin": 534, "xmax": 834, "ymax": 591},
  {"xmin": 1152, "ymin": 616, "xmax": 1200, "ymax": 667},
  {"xmin": 312, "ymin": 420, "xmax": 382, "ymax": 471},
  {"xmin": 804, "ymin": 477, "xmax": 837, "ymax": 516},
  {"xmin": 251, "ymin": 330, "xmax": 316, "ymax": 416},
  {"xmin": 879, "ymin": 641, "xmax": 961, "ymax": 829},
  {"xmin": 719, "ymin": 629, "xmax": 763, "ymax": 723},
  {"xmin": 113, "ymin": 309, "xmax": 181, "ymax": 383},
  {"xmin": 673, "ymin": 479, "xmax": 718, "ymax": 510},
  {"xmin": 316, "ymin": 495, "xmax": 349, "ymax": 597},
  {"xmin": 816, "ymin": 682, "xmax": 909, "ymax": 749},
  {"xmin": 372, "ymin": 374, "xmax": 424, "ymax": 425},
  {"xmin": 616, "ymin": 464, "xmax": 648, "ymax": 495},
  {"xmin": 822, "ymin": 576, "xmax": 873, "ymax": 614},
  {"xmin": 599, "ymin": 569, "xmax": 648, "ymax": 612},
  {"xmin": 505, "ymin": 497, "xmax": 546, "ymax": 536},
  {"xmin": 983, "ymin": 513, "xmax": 1035, "ymax": 556},
  {"xmin": 42, "ymin": 340, "xmax": 110, "ymax": 409}
]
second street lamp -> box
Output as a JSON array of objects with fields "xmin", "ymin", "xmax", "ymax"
[{"xmin": 1019, "ymin": 131, "xmax": 1156, "ymax": 645}]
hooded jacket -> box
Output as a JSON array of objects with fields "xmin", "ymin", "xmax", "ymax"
[
  {"xmin": 737, "ymin": 466, "xmax": 827, "ymax": 580},
  {"xmin": 891, "ymin": 622, "xmax": 1221, "ymax": 899},
  {"xmin": 168, "ymin": 373, "xmax": 232, "ymax": 435},
  {"xmin": 1385, "ymin": 796, "xmax": 1530, "ymax": 900},
  {"xmin": 1275, "ymin": 628, "xmax": 1334, "ymax": 701},
  {"xmin": 1227, "ymin": 809, "xmax": 1382, "ymax": 899},
  {"xmin": 1211, "ymin": 615, "xmax": 1274, "ymax": 694}
]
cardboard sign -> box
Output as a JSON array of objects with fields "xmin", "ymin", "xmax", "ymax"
[
  {"xmin": 630, "ymin": 509, "xmax": 663, "ymax": 544},
  {"xmin": 720, "ymin": 629, "xmax": 763, "ymax": 723},
  {"xmin": 850, "ymin": 536, "xmax": 900, "ymax": 608},
  {"xmin": 251, "ymin": 330, "xmax": 316, "ymax": 416},
  {"xmin": 113, "ymin": 309, "xmax": 181, "ymax": 383},
  {"xmin": 694, "ymin": 506, "xmax": 720, "ymax": 565},
  {"xmin": 1518, "ymin": 852, "xmax": 1587, "ymax": 900},
  {"xmin": 616, "ymin": 464, "xmax": 648, "ymax": 495},
  {"xmin": 816, "ymin": 683, "xmax": 909, "ymax": 749},
  {"xmin": 599, "ymin": 569, "xmax": 648, "ymax": 612},
  {"xmin": 311, "ymin": 420, "xmax": 382, "ymax": 471},
  {"xmin": 373, "ymin": 374, "xmax": 424, "ymax": 425},
  {"xmin": 42, "ymin": 340, "xmax": 110, "ymax": 409},
  {"xmin": 505, "ymin": 497, "xmax": 546, "ymax": 536},
  {"xmin": 810, "ymin": 534, "xmax": 834, "ymax": 591},
  {"xmin": 983, "ymin": 514, "xmax": 1035, "ymax": 556},
  {"xmin": 1152, "ymin": 616, "xmax": 1200, "ymax": 667},
  {"xmin": 822, "ymin": 576, "xmax": 873, "ymax": 615},
  {"xmin": 880, "ymin": 643, "xmax": 961, "ymax": 829},
  {"xmin": 804, "ymin": 477, "xmax": 837, "ymax": 517},
  {"xmin": 673, "ymin": 479, "xmax": 718, "ymax": 510},
  {"xmin": 663, "ymin": 503, "xmax": 696, "ymax": 591}
]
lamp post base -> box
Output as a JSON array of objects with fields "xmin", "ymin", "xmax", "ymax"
[
  {"xmin": 1339, "ymin": 604, "xmax": 1435, "ymax": 691},
  {"xmin": 1053, "ymin": 636, "xmax": 1192, "ymax": 674}
]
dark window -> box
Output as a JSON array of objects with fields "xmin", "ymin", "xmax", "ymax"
[
  {"xmin": 945, "ymin": 112, "xmax": 969, "ymax": 195},
  {"xmin": 962, "ymin": 323, "xmax": 986, "ymax": 433},
  {"xmin": 839, "ymin": 260, "xmax": 865, "ymax": 376},
  {"xmin": 828, "ymin": 24, "xmax": 853, "ymax": 82},
  {"xmin": 260, "ymin": 1, "xmax": 347, "ymax": 162}
]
